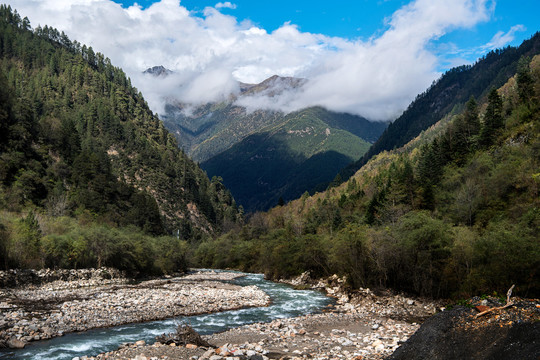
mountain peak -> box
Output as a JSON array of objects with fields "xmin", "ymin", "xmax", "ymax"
[
  {"xmin": 239, "ymin": 75, "xmax": 306, "ymax": 96},
  {"xmin": 143, "ymin": 65, "xmax": 173, "ymax": 77}
]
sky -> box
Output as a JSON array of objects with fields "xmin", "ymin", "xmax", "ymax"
[{"xmin": 5, "ymin": 0, "xmax": 539, "ymax": 120}]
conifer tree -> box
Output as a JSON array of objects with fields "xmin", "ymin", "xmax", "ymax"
[
  {"xmin": 480, "ymin": 88, "xmax": 504, "ymax": 147},
  {"xmin": 517, "ymin": 56, "xmax": 534, "ymax": 105}
]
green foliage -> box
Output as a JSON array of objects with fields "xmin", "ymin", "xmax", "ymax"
[
  {"xmin": 517, "ymin": 56, "xmax": 534, "ymax": 105},
  {"xmin": 8, "ymin": 211, "xmax": 42, "ymax": 268},
  {"xmin": 469, "ymin": 218, "xmax": 539, "ymax": 295},
  {"xmin": 193, "ymin": 52, "xmax": 540, "ymax": 299},
  {"xmin": 2, "ymin": 212, "xmax": 189, "ymax": 275},
  {"xmin": 0, "ymin": 5, "xmax": 240, "ymax": 240},
  {"xmin": 480, "ymin": 88, "xmax": 504, "ymax": 147}
]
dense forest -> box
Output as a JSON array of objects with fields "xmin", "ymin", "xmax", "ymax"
[
  {"xmin": 0, "ymin": 5, "xmax": 241, "ymax": 274},
  {"xmin": 194, "ymin": 54, "xmax": 540, "ymax": 299}
]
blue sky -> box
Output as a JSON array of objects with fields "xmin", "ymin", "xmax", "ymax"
[
  {"xmin": 8, "ymin": 0, "xmax": 539, "ymax": 119},
  {"xmin": 113, "ymin": 0, "xmax": 539, "ymax": 67}
]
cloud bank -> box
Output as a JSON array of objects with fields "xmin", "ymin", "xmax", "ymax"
[{"xmin": 6, "ymin": 0, "xmax": 510, "ymax": 120}]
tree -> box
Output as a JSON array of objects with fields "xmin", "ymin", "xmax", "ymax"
[
  {"xmin": 517, "ymin": 56, "xmax": 534, "ymax": 105},
  {"xmin": 480, "ymin": 88, "xmax": 504, "ymax": 147}
]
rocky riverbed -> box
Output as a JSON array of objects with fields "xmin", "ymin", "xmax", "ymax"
[
  {"xmin": 83, "ymin": 272, "xmax": 443, "ymax": 360},
  {"xmin": 0, "ymin": 269, "xmax": 270, "ymax": 349}
]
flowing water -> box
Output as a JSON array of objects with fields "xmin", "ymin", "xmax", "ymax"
[{"xmin": 0, "ymin": 272, "xmax": 333, "ymax": 360}]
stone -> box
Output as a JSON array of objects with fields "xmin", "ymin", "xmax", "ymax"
[
  {"xmin": 475, "ymin": 305, "xmax": 490, "ymax": 313},
  {"xmin": 186, "ymin": 344, "xmax": 198, "ymax": 349},
  {"xmin": 135, "ymin": 340, "xmax": 146, "ymax": 346},
  {"xmin": 202, "ymin": 349, "xmax": 216, "ymax": 358},
  {"xmin": 7, "ymin": 338, "xmax": 26, "ymax": 349}
]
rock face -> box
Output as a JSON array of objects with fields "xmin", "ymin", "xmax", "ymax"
[{"xmin": 389, "ymin": 302, "xmax": 540, "ymax": 360}]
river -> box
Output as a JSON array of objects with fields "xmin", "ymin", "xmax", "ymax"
[{"xmin": 0, "ymin": 272, "xmax": 333, "ymax": 360}]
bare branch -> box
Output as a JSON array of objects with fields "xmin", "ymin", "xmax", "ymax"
[{"xmin": 475, "ymin": 284, "xmax": 515, "ymax": 318}]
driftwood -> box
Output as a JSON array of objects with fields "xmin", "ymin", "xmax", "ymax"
[{"xmin": 475, "ymin": 284, "xmax": 515, "ymax": 318}]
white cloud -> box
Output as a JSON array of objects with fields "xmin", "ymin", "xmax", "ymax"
[
  {"xmin": 215, "ymin": 2, "xmax": 236, "ymax": 10},
  {"xmin": 5, "ymin": 0, "xmax": 493, "ymax": 120},
  {"xmin": 482, "ymin": 24, "xmax": 526, "ymax": 50}
]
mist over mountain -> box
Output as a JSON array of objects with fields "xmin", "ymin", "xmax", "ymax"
[
  {"xmin": 195, "ymin": 47, "xmax": 540, "ymax": 298},
  {"xmin": 156, "ymin": 75, "xmax": 387, "ymax": 212},
  {"xmin": 143, "ymin": 65, "xmax": 172, "ymax": 77}
]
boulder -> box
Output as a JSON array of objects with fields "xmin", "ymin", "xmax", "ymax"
[
  {"xmin": 7, "ymin": 337, "xmax": 26, "ymax": 349},
  {"xmin": 388, "ymin": 306, "xmax": 540, "ymax": 360}
]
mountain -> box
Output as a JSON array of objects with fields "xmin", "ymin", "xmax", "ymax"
[
  {"xmin": 193, "ymin": 49, "xmax": 540, "ymax": 299},
  {"xmin": 143, "ymin": 65, "xmax": 172, "ymax": 77},
  {"xmin": 161, "ymin": 76, "xmax": 387, "ymax": 212},
  {"xmin": 201, "ymin": 106, "xmax": 386, "ymax": 212},
  {"xmin": 160, "ymin": 75, "xmax": 313, "ymax": 163},
  {"xmin": 340, "ymin": 32, "xmax": 540, "ymax": 180},
  {"xmin": 239, "ymin": 75, "xmax": 306, "ymax": 97},
  {"xmin": 0, "ymin": 4, "xmax": 241, "ymax": 268}
]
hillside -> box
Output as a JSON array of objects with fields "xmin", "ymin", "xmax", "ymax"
[
  {"xmin": 0, "ymin": 6, "xmax": 241, "ymax": 273},
  {"xmin": 162, "ymin": 81, "xmax": 387, "ymax": 212},
  {"xmin": 201, "ymin": 106, "xmax": 386, "ymax": 212},
  {"xmin": 161, "ymin": 76, "xmax": 385, "ymax": 164},
  {"xmin": 340, "ymin": 32, "xmax": 540, "ymax": 180},
  {"xmin": 194, "ymin": 51, "xmax": 540, "ymax": 299}
]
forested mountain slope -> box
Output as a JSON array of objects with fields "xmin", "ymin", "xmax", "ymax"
[
  {"xmin": 162, "ymin": 76, "xmax": 385, "ymax": 164},
  {"xmin": 162, "ymin": 76, "xmax": 387, "ymax": 212},
  {"xmin": 340, "ymin": 32, "xmax": 540, "ymax": 180},
  {"xmin": 201, "ymin": 107, "xmax": 387, "ymax": 212},
  {"xmin": 194, "ymin": 52, "xmax": 540, "ymax": 299},
  {"xmin": 0, "ymin": 6, "xmax": 241, "ymax": 273}
]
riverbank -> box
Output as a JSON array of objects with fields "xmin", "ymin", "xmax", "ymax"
[
  {"xmin": 0, "ymin": 269, "xmax": 270, "ymax": 349},
  {"xmin": 85, "ymin": 272, "xmax": 443, "ymax": 360}
]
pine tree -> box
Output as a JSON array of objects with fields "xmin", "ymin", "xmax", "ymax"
[
  {"xmin": 517, "ymin": 56, "xmax": 534, "ymax": 105},
  {"xmin": 480, "ymin": 88, "xmax": 504, "ymax": 147}
]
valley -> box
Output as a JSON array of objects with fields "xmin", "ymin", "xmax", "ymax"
[
  {"xmin": 0, "ymin": 3, "xmax": 539, "ymax": 360},
  {"xmin": 160, "ymin": 79, "xmax": 387, "ymax": 212}
]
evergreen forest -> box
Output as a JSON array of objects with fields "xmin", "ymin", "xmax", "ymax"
[{"xmin": 0, "ymin": 5, "xmax": 241, "ymax": 275}]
